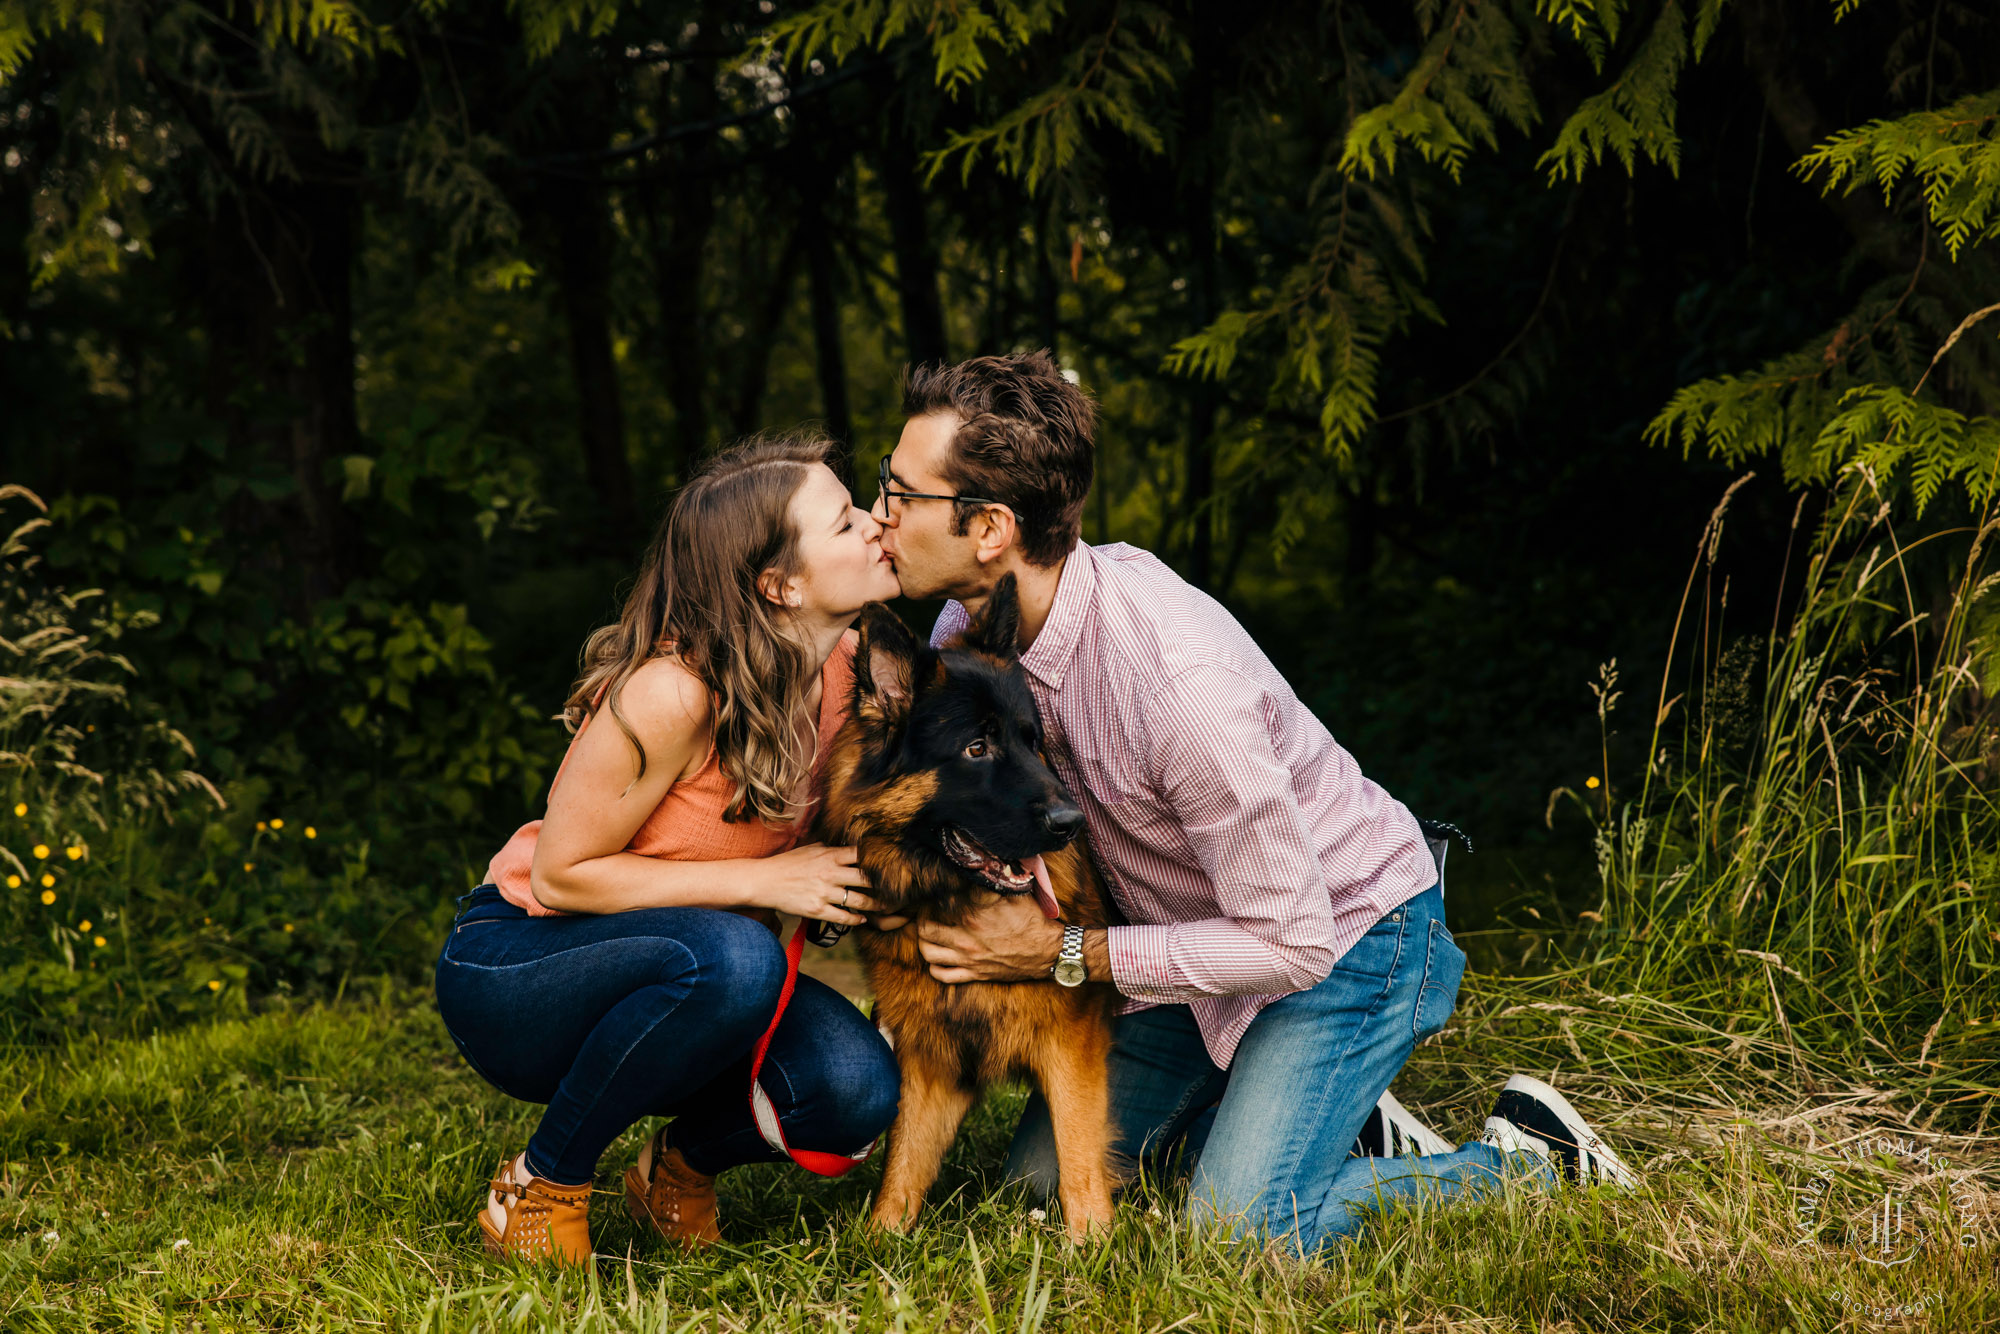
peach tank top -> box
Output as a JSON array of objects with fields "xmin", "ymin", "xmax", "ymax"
[{"xmin": 485, "ymin": 632, "xmax": 857, "ymax": 917}]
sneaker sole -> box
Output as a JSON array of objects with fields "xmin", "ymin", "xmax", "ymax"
[
  {"xmin": 1499, "ymin": 1074, "xmax": 1640, "ymax": 1189},
  {"xmin": 1377, "ymin": 1088, "xmax": 1455, "ymax": 1157}
]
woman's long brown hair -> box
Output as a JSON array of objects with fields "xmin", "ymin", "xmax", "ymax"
[{"xmin": 564, "ymin": 435, "xmax": 833, "ymax": 824}]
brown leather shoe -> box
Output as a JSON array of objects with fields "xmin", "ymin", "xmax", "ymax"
[
  {"xmin": 624, "ymin": 1128, "xmax": 720, "ymax": 1245},
  {"xmin": 479, "ymin": 1156, "xmax": 594, "ymax": 1265}
]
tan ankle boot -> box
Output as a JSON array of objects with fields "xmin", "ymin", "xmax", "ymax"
[
  {"xmin": 624, "ymin": 1129, "xmax": 720, "ymax": 1245},
  {"xmin": 479, "ymin": 1155, "xmax": 594, "ymax": 1265}
]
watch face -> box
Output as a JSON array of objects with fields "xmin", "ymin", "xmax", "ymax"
[{"xmin": 1054, "ymin": 959, "xmax": 1087, "ymax": 987}]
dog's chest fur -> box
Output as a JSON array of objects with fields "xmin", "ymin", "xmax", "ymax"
[{"xmin": 856, "ymin": 843, "xmax": 1119, "ymax": 1090}]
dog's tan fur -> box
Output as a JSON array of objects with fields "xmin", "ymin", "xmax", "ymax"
[{"xmin": 819, "ymin": 607, "xmax": 1120, "ymax": 1242}]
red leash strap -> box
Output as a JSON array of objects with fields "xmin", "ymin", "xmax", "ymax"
[{"xmin": 747, "ymin": 922, "xmax": 877, "ymax": 1177}]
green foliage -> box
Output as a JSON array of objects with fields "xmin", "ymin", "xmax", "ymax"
[
  {"xmin": 1535, "ymin": 0, "xmax": 1688, "ymax": 182},
  {"xmin": 1647, "ymin": 295, "xmax": 2000, "ymax": 513},
  {"xmin": 0, "ymin": 485, "xmax": 557, "ymax": 1043},
  {"xmin": 760, "ymin": 0, "xmax": 1067, "ymax": 91},
  {"xmin": 1797, "ymin": 90, "xmax": 2000, "ymax": 260},
  {"xmin": 1573, "ymin": 473, "xmax": 2000, "ymax": 1100},
  {"xmin": 1339, "ymin": 0, "xmax": 1539, "ymax": 183},
  {"xmin": 923, "ymin": 3, "xmax": 1183, "ymax": 191},
  {"xmin": 0, "ymin": 489, "xmax": 220, "ymax": 829}
]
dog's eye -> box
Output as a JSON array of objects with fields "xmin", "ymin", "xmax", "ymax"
[{"xmin": 964, "ymin": 738, "xmax": 988, "ymax": 759}]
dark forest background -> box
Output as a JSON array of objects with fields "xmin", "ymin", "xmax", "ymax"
[{"xmin": 3, "ymin": 0, "xmax": 1997, "ymax": 1034}]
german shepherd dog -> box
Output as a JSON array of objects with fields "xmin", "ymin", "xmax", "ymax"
[{"xmin": 820, "ymin": 575, "xmax": 1120, "ymax": 1241}]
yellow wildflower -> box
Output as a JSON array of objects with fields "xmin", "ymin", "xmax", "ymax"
[
  {"xmin": 93, "ymin": 936, "xmax": 107, "ymax": 948},
  {"xmin": 270, "ymin": 818, "xmax": 284, "ymax": 830},
  {"xmin": 5, "ymin": 875, "xmax": 17, "ymax": 889},
  {"xmin": 40, "ymin": 873, "xmax": 54, "ymax": 887},
  {"xmin": 282, "ymin": 923, "xmax": 295, "ymax": 933},
  {"xmin": 1586, "ymin": 776, "xmax": 1601, "ymax": 789},
  {"xmin": 255, "ymin": 821, "xmax": 267, "ymax": 832},
  {"xmin": 40, "ymin": 889, "xmax": 54, "ymax": 905},
  {"xmin": 207, "ymin": 980, "xmax": 223, "ymax": 992},
  {"xmin": 304, "ymin": 826, "xmax": 317, "ymax": 839},
  {"xmin": 78, "ymin": 919, "xmax": 91, "ymax": 932},
  {"xmin": 12, "ymin": 802, "xmax": 24, "ymax": 817},
  {"xmin": 243, "ymin": 862, "xmax": 255, "ymax": 872},
  {"xmin": 32, "ymin": 844, "xmax": 48, "ymax": 860},
  {"xmin": 65, "ymin": 846, "xmax": 81, "ymax": 860}
]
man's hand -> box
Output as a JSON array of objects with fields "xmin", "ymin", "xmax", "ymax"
[{"xmin": 914, "ymin": 894, "xmax": 1065, "ymax": 983}]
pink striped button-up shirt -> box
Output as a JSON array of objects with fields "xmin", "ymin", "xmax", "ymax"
[{"xmin": 931, "ymin": 542, "xmax": 1437, "ymax": 1068}]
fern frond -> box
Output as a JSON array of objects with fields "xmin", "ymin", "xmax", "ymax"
[
  {"xmin": 1537, "ymin": 0, "xmax": 1688, "ymax": 182},
  {"xmin": 1795, "ymin": 91, "xmax": 2000, "ymax": 260}
]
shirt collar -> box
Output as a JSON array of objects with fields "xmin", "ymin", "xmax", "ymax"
[{"xmin": 1021, "ymin": 542, "xmax": 1095, "ymax": 692}]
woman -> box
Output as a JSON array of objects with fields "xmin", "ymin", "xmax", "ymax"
[{"xmin": 435, "ymin": 435, "xmax": 902, "ymax": 1265}]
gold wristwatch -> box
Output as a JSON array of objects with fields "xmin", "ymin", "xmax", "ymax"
[{"xmin": 1052, "ymin": 923, "xmax": 1086, "ymax": 987}]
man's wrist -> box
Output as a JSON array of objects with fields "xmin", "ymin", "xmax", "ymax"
[{"xmin": 1082, "ymin": 928, "xmax": 1112, "ymax": 981}]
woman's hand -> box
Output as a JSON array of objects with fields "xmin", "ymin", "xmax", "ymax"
[{"xmin": 746, "ymin": 843, "xmax": 883, "ymax": 924}]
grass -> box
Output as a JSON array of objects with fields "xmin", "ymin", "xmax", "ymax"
[
  {"xmin": 3, "ymin": 980, "xmax": 1994, "ymax": 1333},
  {"xmin": 3, "ymin": 468, "xmax": 1997, "ymax": 1331}
]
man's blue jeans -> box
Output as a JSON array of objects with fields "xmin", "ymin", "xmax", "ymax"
[{"xmin": 1004, "ymin": 882, "xmax": 1554, "ymax": 1253}]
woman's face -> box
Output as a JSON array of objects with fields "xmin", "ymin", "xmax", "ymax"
[{"xmin": 780, "ymin": 463, "xmax": 902, "ymax": 618}]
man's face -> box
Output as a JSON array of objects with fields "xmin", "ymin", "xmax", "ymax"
[{"xmin": 875, "ymin": 412, "xmax": 991, "ymax": 601}]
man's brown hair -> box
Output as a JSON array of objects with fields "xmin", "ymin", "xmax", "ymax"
[{"xmin": 902, "ymin": 349, "xmax": 1096, "ymax": 567}]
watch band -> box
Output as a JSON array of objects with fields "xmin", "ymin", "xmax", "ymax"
[{"xmin": 1053, "ymin": 923, "xmax": 1086, "ymax": 987}]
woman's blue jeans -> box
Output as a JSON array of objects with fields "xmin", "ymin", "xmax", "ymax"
[
  {"xmin": 434, "ymin": 886, "xmax": 899, "ymax": 1187},
  {"xmin": 1004, "ymin": 882, "xmax": 1553, "ymax": 1252}
]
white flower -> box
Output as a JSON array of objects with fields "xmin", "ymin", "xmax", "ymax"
[
  {"xmin": 1147, "ymin": 1205, "xmax": 1164, "ymax": 1219},
  {"xmin": 1027, "ymin": 1208, "xmax": 1047, "ymax": 1222},
  {"xmin": 41, "ymin": 1230, "xmax": 58, "ymax": 1245},
  {"xmin": 171, "ymin": 1238, "xmax": 191, "ymax": 1252}
]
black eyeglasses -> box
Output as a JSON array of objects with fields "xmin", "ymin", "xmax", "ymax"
[{"xmin": 875, "ymin": 455, "xmax": 1007, "ymax": 512}]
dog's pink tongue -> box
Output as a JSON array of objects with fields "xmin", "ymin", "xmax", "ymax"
[{"xmin": 1023, "ymin": 854, "xmax": 1061, "ymax": 919}]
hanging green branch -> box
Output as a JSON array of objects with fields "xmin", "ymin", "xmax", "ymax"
[{"xmin": 1796, "ymin": 90, "xmax": 2000, "ymax": 260}]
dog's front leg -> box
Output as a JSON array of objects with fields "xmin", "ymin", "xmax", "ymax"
[
  {"xmin": 871, "ymin": 1054, "xmax": 976, "ymax": 1234},
  {"xmin": 1032, "ymin": 1030, "xmax": 1116, "ymax": 1243}
]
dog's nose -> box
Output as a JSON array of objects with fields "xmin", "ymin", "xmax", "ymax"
[{"xmin": 1041, "ymin": 803, "xmax": 1085, "ymax": 841}]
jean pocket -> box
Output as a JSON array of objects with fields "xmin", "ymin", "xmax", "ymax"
[{"xmin": 1412, "ymin": 919, "xmax": 1466, "ymax": 1040}]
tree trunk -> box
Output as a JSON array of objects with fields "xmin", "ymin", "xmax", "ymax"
[
  {"xmin": 804, "ymin": 189, "xmax": 852, "ymax": 447},
  {"xmin": 548, "ymin": 185, "xmax": 637, "ymax": 545},
  {"xmin": 203, "ymin": 178, "xmax": 359, "ymax": 612},
  {"xmin": 1033, "ymin": 193, "xmax": 1060, "ymax": 356},
  {"xmin": 653, "ymin": 17, "xmax": 723, "ymax": 480},
  {"xmin": 1181, "ymin": 47, "xmax": 1222, "ymax": 592},
  {"xmin": 732, "ymin": 224, "xmax": 807, "ymax": 436},
  {"xmin": 880, "ymin": 126, "xmax": 949, "ymax": 366},
  {"xmin": 1736, "ymin": 0, "xmax": 1915, "ymax": 272}
]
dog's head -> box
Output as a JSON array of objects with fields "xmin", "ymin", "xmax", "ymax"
[{"xmin": 830, "ymin": 574, "xmax": 1085, "ymax": 920}]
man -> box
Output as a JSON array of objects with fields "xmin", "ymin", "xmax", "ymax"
[{"xmin": 870, "ymin": 350, "xmax": 1639, "ymax": 1254}]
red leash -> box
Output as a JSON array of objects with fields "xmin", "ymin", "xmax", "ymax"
[{"xmin": 746, "ymin": 922, "xmax": 877, "ymax": 1177}]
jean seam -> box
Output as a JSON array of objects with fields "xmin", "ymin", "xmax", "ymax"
[
  {"xmin": 528, "ymin": 937, "xmax": 705, "ymax": 1174},
  {"xmin": 440, "ymin": 929, "xmax": 711, "ymax": 973},
  {"xmin": 1141, "ymin": 1071, "xmax": 1224, "ymax": 1168}
]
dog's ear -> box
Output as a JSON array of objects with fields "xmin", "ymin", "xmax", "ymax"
[
  {"xmin": 853, "ymin": 602, "xmax": 922, "ymax": 712},
  {"xmin": 960, "ymin": 573, "xmax": 1022, "ymax": 660}
]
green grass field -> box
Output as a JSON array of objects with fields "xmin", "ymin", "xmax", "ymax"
[{"xmin": 5, "ymin": 975, "xmax": 1993, "ymax": 1334}]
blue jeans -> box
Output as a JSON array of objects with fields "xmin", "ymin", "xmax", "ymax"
[
  {"xmin": 1003, "ymin": 882, "xmax": 1554, "ymax": 1252},
  {"xmin": 434, "ymin": 886, "xmax": 899, "ymax": 1187}
]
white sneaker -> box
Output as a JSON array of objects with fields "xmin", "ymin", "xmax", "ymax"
[
  {"xmin": 1349, "ymin": 1088, "xmax": 1455, "ymax": 1158},
  {"xmin": 1479, "ymin": 1074, "xmax": 1639, "ymax": 1189}
]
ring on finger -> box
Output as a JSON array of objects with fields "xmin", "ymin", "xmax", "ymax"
[{"xmin": 841, "ymin": 886, "xmax": 850, "ymax": 910}]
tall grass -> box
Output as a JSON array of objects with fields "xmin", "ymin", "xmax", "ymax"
[{"xmin": 1530, "ymin": 465, "xmax": 2000, "ymax": 1126}]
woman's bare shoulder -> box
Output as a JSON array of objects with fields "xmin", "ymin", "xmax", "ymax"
[{"xmin": 616, "ymin": 655, "xmax": 713, "ymax": 733}]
